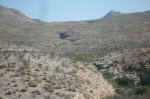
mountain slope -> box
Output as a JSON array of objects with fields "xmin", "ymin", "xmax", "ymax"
[
  {"xmin": 0, "ymin": 5, "xmax": 34, "ymax": 24},
  {"xmin": 0, "ymin": 5, "xmax": 150, "ymax": 55}
]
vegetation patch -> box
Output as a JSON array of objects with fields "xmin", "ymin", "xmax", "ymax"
[
  {"xmin": 69, "ymin": 53, "xmax": 94, "ymax": 62},
  {"xmin": 134, "ymin": 86, "xmax": 147, "ymax": 95},
  {"xmin": 68, "ymin": 52, "xmax": 108, "ymax": 62},
  {"xmin": 0, "ymin": 64, "xmax": 7, "ymax": 69},
  {"xmin": 102, "ymin": 71, "xmax": 114, "ymax": 80},
  {"xmin": 104, "ymin": 93, "xmax": 150, "ymax": 99},
  {"xmin": 114, "ymin": 77, "xmax": 135, "ymax": 87}
]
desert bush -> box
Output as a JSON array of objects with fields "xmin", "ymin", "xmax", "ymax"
[
  {"xmin": 50, "ymin": 51, "xmax": 56, "ymax": 58},
  {"xmin": 0, "ymin": 64, "xmax": 7, "ymax": 69},
  {"xmin": 140, "ymin": 72, "xmax": 150, "ymax": 86},
  {"xmin": 55, "ymin": 66, "xmax": 63, "ymax": 73},
  {"xmin": 115, "ymin": 77, "xmax": 134, "ymax": 87},
  {"xmin": 104, "ymin": 93, "xmax": 150, "ymax": 99},
  {"xmin": 68, "ymin": 52, "xmax": 106, "ymax": 62},
  {"xmin": 70, "ymin": 53, "xmax": 93, "ymax": 62},
  {"xmin": 134, "ymin": 86, "xmax": 147, "ymax": 95},
  {"xmin": 87, "ymin": 66, "xmax": 97, "ymax": 72},
  {"xmin": 102, "ymin": 71, "xmax": 114, "ymax": 79}
]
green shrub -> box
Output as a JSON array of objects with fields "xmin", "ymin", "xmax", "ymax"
[
  {"xmin": 0, "ymin": 64, "xmax": 7, "ymax": 69},
  {"xmin": 101, "ymin": 71, "xmax": 118, "ymax": 87},
  {"xmin": 68, "ymin": 52, "xmax": 107, "ymax": 62},
  {"xmin": 70, "ymin": 53, "xmax": 93, "ymax": 62},
  {"xmin": 103, "ymin": 93, "xmax": 150, "ymax": 99},
  {"xmin": 102, "ymin": 71, "xmax": 114, "ymax": 79},
  {"xmin": 134, "ymin": 87, "xmax": 147, "ymax": 95},
  {"xmin": 140, "ymin": 72, "xmax": 150, "ymax": 85},
  {"xmin": 115, "ymin": 77, "xmax": 134, "ymax": 87}
]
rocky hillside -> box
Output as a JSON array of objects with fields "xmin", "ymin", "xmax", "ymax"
[
  {"xmin": 0, "ymin": 47, "xmax": 114, "ymax": 99},
  {"xmin": 1, "ymin": 4, "xmax": 150, "ymax": 99},
  {"xmin": 93, "ymin": 48, "xmax": 150, "ymax": 99},
  {"xmin": 0, "ymin": 5, "xmax": 150, "ymax": 54},
  {"xmin": 94, "ymin": 48, "xmax": 150, "ymax": 85}
]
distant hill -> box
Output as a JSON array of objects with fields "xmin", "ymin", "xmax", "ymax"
[
  {"xmin": 0, "ymin": 5, "xmax": 150, "ymax": 55},
  {"xmin": 0, "ymin": 5, "xmax": 34, "ymax": 24}
]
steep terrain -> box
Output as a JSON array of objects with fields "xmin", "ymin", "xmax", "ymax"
[
  {"xmin": 0, "ymin": 47, "xmax": 114, "ymax": 99},
  {"xmin": 93, "ymin": 48, "xmax": 150, "ymax": 99},
  {"xmin": 94, "ymin": 48, "xmax": 150, "ymax": 84}
]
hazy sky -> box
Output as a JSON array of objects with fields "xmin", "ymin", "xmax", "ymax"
[{"xmin": 0, "ymin": 0, "xmax": 150, "ymax": 22}]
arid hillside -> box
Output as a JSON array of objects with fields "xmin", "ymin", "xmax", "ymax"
[
  {"xmin": 0, "ymin": 5, "xmax": 150, "ymax": 55},
  {"xmin": 1, "ymin": 4, "xmax": 150, "ymax": 99},
  {"xmin": 0, "ymin": 47, "xmax": 114, "ymax": 99}
]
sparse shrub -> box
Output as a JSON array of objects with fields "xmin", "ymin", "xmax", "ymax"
[
  {"xmin": 17, "ymin": 66, "xmax": 31, "ymax": 75},
  {"xmin": 102, "ymin": 71, "xmax": 114, "ymax": 79},
  {"xmin": 73, "ymin": 64, "xmax": 79, "ymax": 69},
  {"xmin": 102, "ymin": 95, "xmax": 126, "ymax": 99},
  {"xmin": 69, "ymin": 52, "xmax": 102, "ymax": 62},
  {"xmin": 104, "ymin": 92, "xmax": 150, "ymax": 99},
  {"xmin": 28, "ymin": 80, "xmax": 38, "ymax": 87},
  {"xmin": 0, "ymin": 64, "xmax": 7, "ymax": 69},
  {"xmin": 87, "ymin": 66, "xmax": 97, "ymax": 72},
  {"xmin": 115, "ymin": 77, "xmax": 134, "ymax": 87},
  {"xmin": 134, "ymin": 87, "xmax": 147, "ymax": 95},
  {"xmin": 61, "ymin": 61, "xmax": 68, "ymax": 68},
  {"xmin": 140, "ymin": 72, "xmax": 150, "ymax": 86},
  {"xmin": 101, "ymin": 71, "xmax": 118, "ymax": 87},
  {"xmin": 50, "ymin": 51, "xmax": 56, "ymax": 58},
  {"xmin": 70, "ymin": 53, "xmax": 91, "ymax": 62},
  {"xmin": 42, "ymin": 82, "xmax": 57, "ymax": 92},
  {"xmin": 55, "ymin": 66, "xmax": 63, "ymax": 72}
]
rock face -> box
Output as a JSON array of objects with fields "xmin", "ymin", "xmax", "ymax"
[
  {"xmin": 93, "ymin": 48, "xmax": 150, "ymax": 85},
  {"xmin": 0, "ymin": 47, "xmax": 115, "ymax": 99}
]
